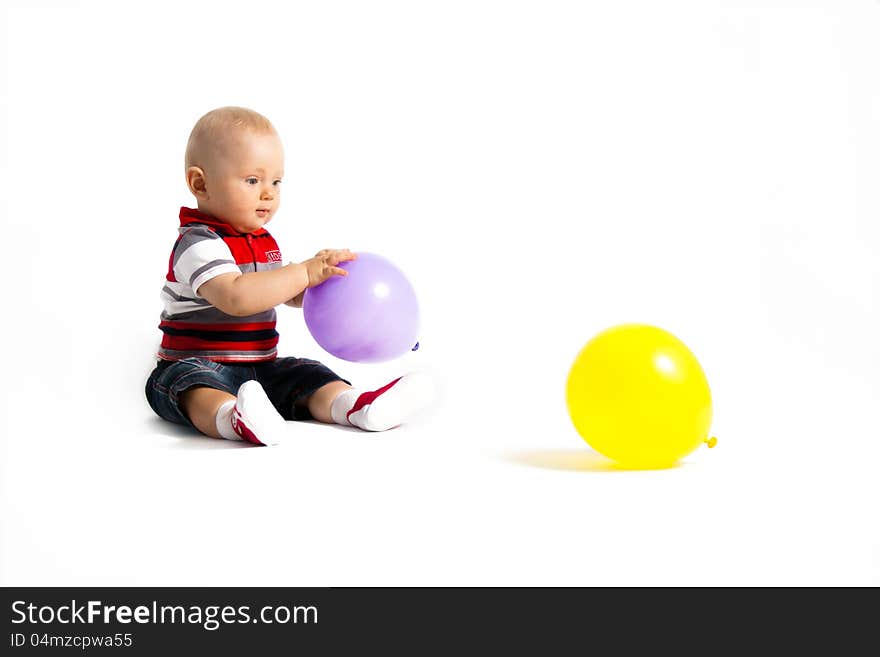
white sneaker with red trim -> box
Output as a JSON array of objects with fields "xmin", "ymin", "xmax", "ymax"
[
  {"xmin": 229, "ymin": 380, "xmax": 287, "ymax": 446},
  {"xmin": 335, "ymin": 373, "xmax": 434, "ymax": 432}
]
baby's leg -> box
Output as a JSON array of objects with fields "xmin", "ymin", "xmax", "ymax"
[
  {"xmin": 181, "ymin": 382, "xmax": 287, "ymax": 446},
  {"xmin": 147, "ymin": 358, "xmax": 285, "ymax": 446},
  {"xmin": 305, "ymin": 380, "xmax": 354, "ymax": 423},
  {"xmin": 252, "ymin": 358, "xmax": 432, "ymax": 431},
  {"xmin": 180, "ymin": 386, "xmax": 236, "ymax": 438}
]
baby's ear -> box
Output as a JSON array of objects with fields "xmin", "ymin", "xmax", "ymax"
[{"xmin": 186, "ymin": 166, "xmax": 208, "ymax": 197}]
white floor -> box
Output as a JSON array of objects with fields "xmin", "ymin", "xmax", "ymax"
[{"xmin": 1, "ymin": 330, "xmax": 877, "ymax": 587}]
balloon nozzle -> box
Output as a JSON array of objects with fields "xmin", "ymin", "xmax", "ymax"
[{"xmin": 705, "ymin": 436, "xmax": 717, "ymax": 449}]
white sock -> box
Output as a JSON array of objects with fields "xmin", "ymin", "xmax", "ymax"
[
  {"xmin": 330, "ymin": 373, "xmax": 434, "ymax": 432},
  {"xmin": 330, "ymin": 389, "xmax": 360, "ymax": 426},
  {"xmin": 215, "ymin": 381, "xmax": 287, "ymax": 446},
  {"xmin": 215, "ymin": 400, "xmax": 241, "ymax": 441}
]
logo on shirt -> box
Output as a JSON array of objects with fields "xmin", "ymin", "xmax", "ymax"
[{"xmin": 265, "ymin": 250, "xmax": 282, "ymax": 264}]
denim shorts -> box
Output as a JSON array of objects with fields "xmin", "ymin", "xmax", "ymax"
[{"xmin": 145, "ymin": 356, "xmax": 349, "ymax": 427}]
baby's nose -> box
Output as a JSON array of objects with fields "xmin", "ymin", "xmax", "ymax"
[{"xmin": 260, "ymin": 188, "xmax": 274, "ymax": 200}]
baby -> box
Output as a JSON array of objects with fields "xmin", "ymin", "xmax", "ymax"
[{"xmin": 145, "ymin": 106, "xmax": 432, "ymax": 445}]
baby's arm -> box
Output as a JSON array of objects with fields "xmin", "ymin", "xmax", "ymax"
[{"xmin": 200, "ymin": 250, "xmax": 354, "ymax": 316}]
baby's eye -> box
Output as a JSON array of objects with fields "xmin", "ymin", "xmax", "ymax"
[
  {"xmin": 245, "ymin": 177, "xmax": 259, "ymax": 185},
  {"xmin": 273, "ymin": 180, "xmax": 282, "ymax": 186}
]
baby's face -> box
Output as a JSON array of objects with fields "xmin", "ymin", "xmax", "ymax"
[{"xmin": 200, "ymin": 130, "xmax": 284, "ymax": 233}]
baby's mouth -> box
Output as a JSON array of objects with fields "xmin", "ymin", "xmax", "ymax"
[{"xmin": 256, "ymin": 209, "xmax": 270, "ymax": 217}]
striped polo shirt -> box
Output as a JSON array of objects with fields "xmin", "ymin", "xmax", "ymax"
[{"xmin": 157, "ymin": 207, "xmax": 284, "ymax": 362}]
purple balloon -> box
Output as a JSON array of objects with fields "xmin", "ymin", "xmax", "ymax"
[{"xmin": 302, "ymin": 252, "xmax": 420, "ymax": 363}]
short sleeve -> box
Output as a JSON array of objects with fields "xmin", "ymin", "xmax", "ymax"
[{"xmin": 172, "ymin": 225, "xmax": 242, "ymax": 296}]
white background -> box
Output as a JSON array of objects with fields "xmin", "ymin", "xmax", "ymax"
[{"xmin": 1, "ymin": 0, "xmax": 878, "ymax": 586}]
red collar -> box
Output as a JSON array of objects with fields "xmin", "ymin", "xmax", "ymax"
[{"xmin": 178, "ymin": 207, "xmax": 268, "ymax": 236}]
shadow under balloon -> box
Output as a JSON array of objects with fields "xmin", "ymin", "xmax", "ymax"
[{"xmin": 503, "ymin": 448, "xmax": 683, "ymax": 473}]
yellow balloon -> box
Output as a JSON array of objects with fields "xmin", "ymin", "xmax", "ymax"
[{"xmin": 566, "ymin": 324, "xmax": 713, "ymax": 468}]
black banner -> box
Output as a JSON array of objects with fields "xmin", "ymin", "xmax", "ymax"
[{"xmin": 0, "ymin": 587, "xmax": 873, "ymax": 654}]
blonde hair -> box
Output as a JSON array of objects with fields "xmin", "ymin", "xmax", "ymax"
[{"xmin": 185, "ymin": 106, "xmax": 276, "ymax": 170}]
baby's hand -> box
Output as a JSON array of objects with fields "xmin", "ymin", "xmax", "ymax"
[{"xmin": 302, "ymin": 249, "xmax": 357, "ymax": 287}]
